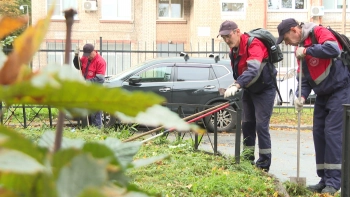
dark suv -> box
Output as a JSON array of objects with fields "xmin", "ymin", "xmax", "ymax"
[{"xmin": 103, "ymin": 56, "xmax": 237, "ymax": 132}]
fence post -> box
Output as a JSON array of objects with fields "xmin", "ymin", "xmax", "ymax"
[
  {"xmin": 22, "ymin": 104, "xmax": 27, "ymax": 128},
  {"xmin": 0, "ymin": 101, "xmax": 3, "ymax": 125},
  {"xmin": 211, "ymin": 38, "xmax": 214, "ymax": 54},
  {"xmin": 341, "ymin": 104, "xmax": 350, "ymax": 197},
  {"xmin": 100, "ymin": 37, "xmax": 102, "ymax": 56},
  {"xmin": 213, "ymin": 112, "xmax": 218, "ymax": 154},
  {"xmin": 235, "ymin": 100, "xmax": 242, "ymax": 164}
]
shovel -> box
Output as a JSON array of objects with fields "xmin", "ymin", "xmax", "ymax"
[{"xmin": 289, "ymin": 56, "xmax": 306, "ymax": 186}]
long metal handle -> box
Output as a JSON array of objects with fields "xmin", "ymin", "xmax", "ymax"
[
  {"xmin": 297, "ymin": 58, "xmax": 302, "ymax": 181},
  {"xmin": 123, "ymin": 102, "xmax": 229, "ymax": 142}
]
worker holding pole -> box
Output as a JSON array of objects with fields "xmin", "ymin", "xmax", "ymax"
[{"xmin": 276, "ymin": 18, "xmax": 350, "ymax": 195}]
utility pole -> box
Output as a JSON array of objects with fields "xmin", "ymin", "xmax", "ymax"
[{"xmin": 19, "ymin": 5, "xmax": 29, "ymax": 28}]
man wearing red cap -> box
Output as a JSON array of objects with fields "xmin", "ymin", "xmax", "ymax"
[
  {"xmin": 276, "ymin": 18, "xmax": 350, "ymax": 195},
  {"xmin": 73, "ymin": 43, "xmax": 106, "ymax": 129},
  {"xmin": 218, "ymin": 20, "xmax": 277, "ymax": 172}
]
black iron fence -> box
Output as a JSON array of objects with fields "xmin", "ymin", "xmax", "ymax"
[{"xmin": 1, "ymin": 38, "xmax": 312, "ymax": 129}]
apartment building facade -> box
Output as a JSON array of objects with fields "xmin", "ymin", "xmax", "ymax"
[{"xmin": 31, "ymin": 0, "xmax": 350, "ymax": 75}]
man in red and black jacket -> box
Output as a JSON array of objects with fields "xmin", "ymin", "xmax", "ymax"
[
  {"xmin": 73, "ymin": 43, "xmax": 106, "ymax": 129},
  {"xmin": 276, "ymin": 18, "xmax": 350, "ymax": 195},
  {"xmin": 218, "ymin": 20, "xmax": 277, "ymax": 173}
]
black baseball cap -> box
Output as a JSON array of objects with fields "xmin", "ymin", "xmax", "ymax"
[
  {"xmin": 276, "ymin": 18, "xmax": 298, "ymax": 44},
  {"xmin": 83, "ymin": 43, "xmax": 94, "ymax": 57},
  {"xmin": 217, "ymin": 20, "xmax": 238, "ymax": 38}
]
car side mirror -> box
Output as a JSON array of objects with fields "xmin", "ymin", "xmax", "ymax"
[{"xmin": 129, "ymin": 75, "xmax": 141, "ymax": 85}]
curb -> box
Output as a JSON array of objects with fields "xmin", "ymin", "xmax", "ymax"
[{"xmin": 269, "ymin": 124, "xmax": 313, "ymax": 130}]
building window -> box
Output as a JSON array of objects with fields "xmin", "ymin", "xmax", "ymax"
[
  {"xmin": 46, "ymin": 42, "xmax": 77, "ymax": 67},
  {"xmin": 158, "ymin": 0, "xmax": 184, "ymax": 18},
  {"xmin": 101, "ymin": 0, "xmax": 131, "ymax": 20},
  {"xmin": 324, "ymin": 0, "xmax": 349, "ymax": 10},
  {"xmin": 268, "ymin": 0, "xmax": 306, "ymax": 10},
  {"xmin": 220, "ymin": 0, "xmax": 246, "ymax": 19},
  {"xmin": 47, "ymin": 0, "xmax": 78, "ymax": 19},
  {"xmin": 101, "ymin": 42, "xmax": 131, "ymax": 76},
  {"xmin": 157, "ymin": 43, "xmax": 184, "ymax": 57}
]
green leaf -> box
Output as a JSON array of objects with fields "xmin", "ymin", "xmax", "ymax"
[
  {"xmin": 0, "ymin": 65, "xmax": 165, "ymax": 117},
  {"xmin": 102, "ymin": 138, "xmax": 142, "ymax": 168},
  {"xmin": 0, "ymin": 149, "xmax": 45, "ymax": 173},
  {"xmin": 82, "ymin": 142, "xmax": 121, "ymax": 167},
  {"xmin": 52, "ymin": 148, "xmax": 82, "ymax": 180},
  {"xmin": 0, "ymin": 125, "xmax": 47, "ymax": 164},
  {"xmin": 0, "ymin": 172, "xmax": 57, "ymax": 197},
  {"xmin": 116, "ymin": 104, "xmax": 198, "ymax": 132},
  {"xmin": 38, "ymin": 131, "xmax": 85, "ymax": 150},
  {"xmin": 77, "ymin": 188, "xmax": 106, "ymax": 197},
  {"xmin": 132, "ymin": 154, "xmax": 169, "ymax": 169},
  {"xmin": 56, "ymin": 154, "xmax": 108, "ymax": 197}
]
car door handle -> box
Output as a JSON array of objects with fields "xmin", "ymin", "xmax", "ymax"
[
  {"xmin": 204, "ymin": 85, "xmax": 216, "ymax": 89},
  {"xmin": 159, "ymin": 87, "xmax": 171, "ymax": 92}
]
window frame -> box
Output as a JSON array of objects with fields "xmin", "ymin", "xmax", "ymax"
[
  {"xmin": 267, "ymin": 0, "xmax": 307, "ymax": 11},
  {"xmin": 101, "ymin": 42, "xmax": 131, "ymax": 76},
  {"xmin": 47, "ymin": 0, "xmax": 78, "ymax": 20},
  {"xmin": 220, "ymin": 0, "xmax": 247, "ymax": 19},
  {"xmin": 46, "ymin": 41, "xmax": 77, "ymax": 67},
  {"xmin": 100, "ymin": 0, "xmax": 132, "ymax": 20},
  {"xmin": 323, "ymin": 0, "xmax": 349, "ymax": 11},
  {"xmin": 157, "ymin": 0, "xmax": 184, "ymax": 19}
]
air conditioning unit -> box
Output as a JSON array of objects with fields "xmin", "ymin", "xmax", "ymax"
[
  {"xmin": 311, "ymin": 6, "xmax": 324, "ymax": 16},
  {"xmin": 83, "ymin": 1, "xmax": 97, "ymax": 11}
]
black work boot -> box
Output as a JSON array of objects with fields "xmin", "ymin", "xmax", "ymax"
[
  {"xmin": 307, "ymin": 183, "xmax": 325, "ymax": 193},
  {"xmin": 321, "ymin": 186, "xmax": 338, "ymax": 195}
]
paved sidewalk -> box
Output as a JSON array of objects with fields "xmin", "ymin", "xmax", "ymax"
[{"xmin": 165, "ymin": 128, "xmax": 319, "ymax": 186}]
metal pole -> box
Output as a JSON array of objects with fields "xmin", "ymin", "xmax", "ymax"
[
  {"xmin": 213, "ymin": 112, "xmax": 218, "ymax": 154},
  {"xmin": 297, "ymin": 59, "xmax": 303, "ymax": 181},
  {"xmin": 235, "ymin": 101, "xmax": 242, "ymax": 164}
]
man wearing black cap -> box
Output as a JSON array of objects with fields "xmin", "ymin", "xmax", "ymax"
[
  {"xmin": 73, "ymin": 43, "xmax": 106, "ymax": 129},
  {"xmin": 276, "ymin": 18, "xmax": 350, "ymax": 194},
  {"xmin": 218, "ymin": 20, "xmax": 277, "ymax": 172}
]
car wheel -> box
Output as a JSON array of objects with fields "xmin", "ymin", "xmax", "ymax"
[
  {"xmin": 204, "ymin": 102, "xmax": 236, "ymax": 133},
  {"xmin": 103, "ymin": 112, "xmax": 118, "ymax": 128},
  {"xmin": 289, "ymin": 91, "xmax": 295, "ymax": 105}
]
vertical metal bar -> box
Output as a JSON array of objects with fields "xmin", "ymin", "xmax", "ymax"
[
  {"xmin": 341, "ymin": 104, "xmax": 350, "ymax": 197},
  {"xmin": 235, "ymin": 102, "xmax": 242, "ymax": 164},
  {"xmin": 0, "ymin": 101, "xmax": 3, "ymax": 125},
  {"xmin": 214, "ymin": 112, "xmax": 218, "ymax": 154},
  {"xmin": 22, "ymin": 104, "xmax": 27, "ymax": 128},
  {"xmin": 100, "ymin": 37, "xmax": 102, "ymax": 56},
  {"xmin": 48, "ymin": 106, "xmax": 52, "ymax": 128}
]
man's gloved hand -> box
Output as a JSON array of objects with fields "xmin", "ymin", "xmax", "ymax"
[
  {"xmin": 296, "ymin": 47, "xmax": 306, "ymax": 59},
  {"xmin": 294, "ymin": 97, "xmax": 305, "ymax": 111},
  {"xmin": 74, "ymin": 46, "xmax": 80, "ymax": 56},
  {"xmin": 224, "ymin": 83, "xmax": 239, "ymax": 98}
]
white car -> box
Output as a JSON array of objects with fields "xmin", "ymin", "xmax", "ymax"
[{"xmin": 275, "ymin": 68, "xmax": 316, "ymax": 105}]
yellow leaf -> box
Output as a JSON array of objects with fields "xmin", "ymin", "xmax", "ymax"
[
  {"xmin": 0, "ymin": 16, "xmax": 28, "ymax": 39},
  {"xmin": 0, "ymin": 5, "xmax": 54, "ymax": 85}
]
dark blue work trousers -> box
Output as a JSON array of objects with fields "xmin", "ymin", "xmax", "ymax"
[
  {"xmin": 313, "ymin": 85, "xmax": 350, "ymax": 190},
  {"xmin": 89, "ymin": 111, "xmax": 102, "ymax": 129},
  {"xmin": 241, "ymin": 87, "xmax": 276, "ymax": 171}
]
